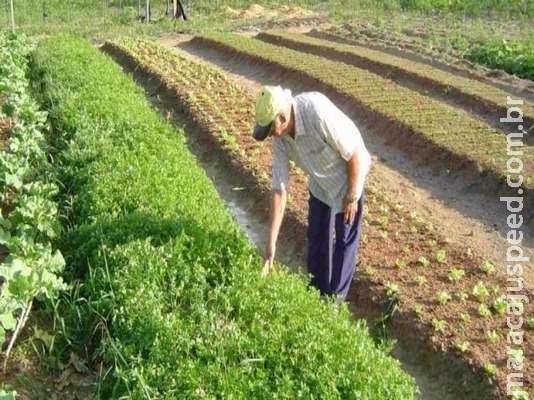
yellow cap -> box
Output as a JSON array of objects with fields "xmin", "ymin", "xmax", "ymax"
[{"xmin": 252, "ymin": 86, "xmax": 287, "ymax": 141}]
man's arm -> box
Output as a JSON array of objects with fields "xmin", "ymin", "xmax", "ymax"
[
  {"xmin": 263, "ymin": 138, "xmax": 290, "ymax": 275},
  {"xmin": 263, "ymin": 188, "xmax": 287, "ymax": 275},
  {"xmin": 344, "ymin": 151, "xmax": 360, "ymax": 224}
]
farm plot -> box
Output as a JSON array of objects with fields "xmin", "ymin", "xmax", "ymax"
[
  {"xmin": 256, "ymin": 30, "xmax": 534, "ymax": 135},
  {"xmin": 27, "ymin": 33, "xmax": 418, "ymax": 399},
  {"xmin": 104, "ymin": 36, "xmax": 532, "ymax": 399},
  {"xmin": 189, "ymin": 33, "xmax": 534, "ymax": 225}
]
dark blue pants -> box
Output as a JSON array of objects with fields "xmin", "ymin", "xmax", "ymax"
[{"xmin": 306, "ymin": 191, "xmax": 364, "ymax": 302}]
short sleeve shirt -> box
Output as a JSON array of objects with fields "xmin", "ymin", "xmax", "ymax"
[{"xmin": 272, "ymin": 92, "xmax": 371, "ymax": 213}]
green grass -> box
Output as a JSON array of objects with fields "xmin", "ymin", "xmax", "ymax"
[
  {"xmin": 1, "ymin": 0, "xmax": 533, "ymax": 37},
  {"xmin": 28, "ymin": 33, "xmax": 418, "ymax": 399}
]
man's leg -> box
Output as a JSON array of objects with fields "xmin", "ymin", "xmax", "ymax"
[
  {"xmin": 330, "ymin": 192, "xmax": 365, "ymax": 301},
  {"xmin": 306, "ymin": 192, "xmax": 335, "ymax": 296}
]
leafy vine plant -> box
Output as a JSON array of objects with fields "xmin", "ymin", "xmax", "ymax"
[{"xmin": 0, "ymin": 32, "xmax": 67, "ymax": 371}]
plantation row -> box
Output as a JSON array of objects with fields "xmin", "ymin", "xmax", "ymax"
[
  {"xmin": 322, "ymin": 23, "xmax": 534, "ymax": 82},
  {"xmin": 258, "ymin": 30, "xmax": 534, "ymax": 132},
  {"xmin": 108, "ymin": 37, "xmax": 532, "ymax": 398},
  {"xmin": 0, "ymin": 32, "xmax": 65, "ymax": 391},
  {"xmin": 191, "ymin": 32, "xmax": 534, "ymax": 218},
  {"xmin": 27, "ymin": 34, "xmax": 418, "ymax": 398}
]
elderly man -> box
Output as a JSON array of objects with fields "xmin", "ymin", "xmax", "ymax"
[{"xmin": 252, "ymin": 85, "xmax": 371, "ymax": 302}]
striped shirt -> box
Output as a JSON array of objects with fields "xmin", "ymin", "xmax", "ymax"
[{"xmin": 272, "ymin": 91, "xmax": 371, "ymax": 213}]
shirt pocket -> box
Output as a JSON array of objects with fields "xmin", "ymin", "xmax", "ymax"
[{"xmin": 309, "ymin": 144, "xmax": 337, "ymax": 172}]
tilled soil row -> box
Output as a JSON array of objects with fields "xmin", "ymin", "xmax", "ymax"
[
  {"xmin": 317, "ymin": 24, "xmax": 534, "ymax": 100},
  {"xmin": 189, "ymin": 36, "xmax": 534, "ymax": 227},
  {"xmin": 102, "ymin": 40, "xmax": 530, "ymax": 399},
  {"xmin": 256, "ymin": 31, "xmax": 534, "ymax": 137}
]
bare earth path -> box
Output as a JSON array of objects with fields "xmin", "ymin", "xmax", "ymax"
[{"xmin": 158, "ymin": 34, "xmax": 534, "ymax": 286}]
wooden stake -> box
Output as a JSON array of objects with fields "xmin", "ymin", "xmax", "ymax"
[{"xmin": 9, "ymin": 0, "xmax": 14, "ymax": 33}]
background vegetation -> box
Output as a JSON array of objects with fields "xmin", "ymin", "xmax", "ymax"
[{"xmin": 1, "ymin": 0, "xmax": 533, "ymax": 80}]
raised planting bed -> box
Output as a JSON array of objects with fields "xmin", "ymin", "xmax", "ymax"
[
  {"xmin": 102, "ymin": 36, "xmax": 533, "ymax": 399},
  {"xmin": 190, "ymin": 33, "xmax": 534, "ymax": 226},
  {"xmin": 27, "ymin": 33, "xmax": 418, "ymax": 399},
  {"xmin": 256, "ymin": 30, "xmax": 534, "ymax": 136}
]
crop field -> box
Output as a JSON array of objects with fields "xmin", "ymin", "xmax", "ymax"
[
  {"xmin": 0, "ymin": 1, "xmax": 533, "ymax": 399},
  {"xmin": 100, "ymin": 34, "xmax": 532, "ymax": 398}
]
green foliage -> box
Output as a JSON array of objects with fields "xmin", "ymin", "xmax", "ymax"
[
  {"xmin": 394, "ymin": 0, "xmax": 533, "ymax": 15},
  {"xmin": 448, "ymin": 267, "xmax": 465, "ymax": 282},
  {"xmin": 483, "ymin": 363, "xmax": 498, "ymax": 376},
  {"xmin": 0, "ymin": 389, "xmax": 17, "ymax": 400},
  {"xmin": 466, "ymin": 38, "xmax": 534, "ymax": 80},
  {"xmin": 0, "ymin": 32, "xmax": 66, "ymax": 352},
  {"xmin": 29, "ymin": 33, "xmax": 418, "ymax": 399}
]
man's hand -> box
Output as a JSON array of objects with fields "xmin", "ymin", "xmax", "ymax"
[
  {"xmin": 262, "ymin": 188, "xmax": 286, "ymax": 276},
  {"xmin": 343, "ymin": 196, "xmax": 358, "ymax": 225},
  {"xmin": 262, "ymin": 242, "xmax": 275, "ymax": 276}
]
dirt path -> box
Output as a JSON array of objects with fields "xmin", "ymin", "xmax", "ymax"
[{"xmin": 158, "ymin": 34, "xmax": 534, "ymax": 285}]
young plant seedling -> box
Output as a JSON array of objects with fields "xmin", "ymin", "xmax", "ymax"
[
  {"xmin": 453, "ymin": 339, "xmax": 469, "ymax": 353},
  {"xmin": 455, "ymin": 291, "xmax": 469, "ymax": 302},
  {"xmin": 459, "ymin": 312, "xmax": 471, "ymax": 322},
  {"xmin": 448, "ymin": 267, "xmax": 465, "ymax": 283},
  {"xmin": 385, "ymin": 282, "xmax": 398, "ymax": 300},
  {"xmin": 487, "ymin": 330, "xmax": 500, "ymax": 343},
  {"xmin": 493, "ymin": 298, "xmax": 507, "ymax": 315},
  {"xmin": 417, "ymin": 256, "xmax": 430, "ymax": 267},
  {"xmin": 414, "ymin": 275, "xmax": 427, "ymax": 286},
  {"xmin": 436, "ymin": 291, "xmax": 452, "ymax": 305},
  {"xmin": 484, "ymin": 363, "xmax": 498, "ymax": 377},
  {"xmin": 472, "ymin": 281, "xmax": 490, "ymax": 302},
  {"xmin": 435, "ymin": 249, "xmax": 446, "ymax": 263},
  {"xmin": 477, "ymin": 304, "xmax": 492, "ymax": 318},
  {"xmin": 480, "ymin": 260, "xmax": 496, "ymax": 274},
  {"xmin": 431, "ymin": 318, "xmax": 447, "ymax": 333}
]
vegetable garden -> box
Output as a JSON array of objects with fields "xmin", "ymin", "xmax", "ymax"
[
  {"xmin": 1, "ymin": 4, "xmax": 533, "ymax": 400},
  {"xmin": 2, "ymin": 32, "xmax": 419, "ymax": 399},
  {"xmin": 100, "ymin": 34, "xmax": 532, "ymax": 398}
]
